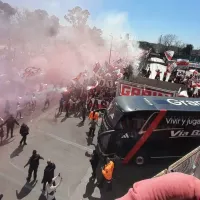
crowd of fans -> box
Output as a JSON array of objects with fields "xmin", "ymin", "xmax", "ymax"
[{"xmin": 142, "ymin": 64, "xmax": 200, "ymax": 98}]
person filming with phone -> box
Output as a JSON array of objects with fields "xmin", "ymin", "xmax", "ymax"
[{"xmin": 46, "ymin": 173, "xmax": 62, "ymax": 200}]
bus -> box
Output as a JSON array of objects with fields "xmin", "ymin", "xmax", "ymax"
[{"xmin": 97, "ymin": 96, "xmax": 200, "ymax": 165}]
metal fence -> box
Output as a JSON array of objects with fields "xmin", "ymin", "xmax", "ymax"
[{"xmin": 154, "ymin": 146, "xmax": 200, "ymax": 177}]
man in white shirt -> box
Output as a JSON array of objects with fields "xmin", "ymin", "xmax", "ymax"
[
  {"xmin": 46, "ymin": 174, "xmax": 62, "ymax": 200},
  {"xmin": 16, "ymin": 103, "xmax": 23, "ymax": 119}
]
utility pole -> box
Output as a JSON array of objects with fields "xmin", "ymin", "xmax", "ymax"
[{"xmin": 108, "ymin": 35, "xmax": 113, "ymax": 64}]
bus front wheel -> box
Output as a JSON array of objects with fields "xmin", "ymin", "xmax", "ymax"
[
  {"xmin": 134, "ymin": 152, "xmax": 149, "ymax": 165},
  {"xmin": 135, "ymin": 156, "xmax": 145, "ymax": 165}
]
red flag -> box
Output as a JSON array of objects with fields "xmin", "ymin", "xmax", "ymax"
[
  {"xmin": 164, "ymin": 50, "xmax": 174, "ymax": 61},
  {"xmin": 176, "ymin": 59, "xmax": 189, "ymax": 66},
  {"xmin": 93, "ymin": 62, "xmax": 101, "ymax": 74},
  {"xmin": 72, "ymin": 72, "xmax": 82, "ymax": 81}
]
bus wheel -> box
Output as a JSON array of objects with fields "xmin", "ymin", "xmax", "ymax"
[{"xmin": 135, "ymin": 156, "xmax": 145, "ymax": 165}]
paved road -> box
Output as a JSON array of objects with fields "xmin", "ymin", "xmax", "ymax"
[{"xmin": 0, "ymin": 106, "xmax": 178, "ymax": 200}]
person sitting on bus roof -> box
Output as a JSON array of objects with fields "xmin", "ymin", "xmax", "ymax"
[
  {"xmin": 89, "ymin": 110, "xmax": 99, "ymax": 121},
  {"xmin": 117, "ymin": 172, "xmax": 200, "ymax": 200}
]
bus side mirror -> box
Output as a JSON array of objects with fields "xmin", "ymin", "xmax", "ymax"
[{"xmin": 98, "ymin": 129, "xmax": 123, "ymax": 139}]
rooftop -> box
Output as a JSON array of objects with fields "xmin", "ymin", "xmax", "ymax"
[{"xmin": 115, "ymin": 96, "xmax": 200, "ymax": 113}]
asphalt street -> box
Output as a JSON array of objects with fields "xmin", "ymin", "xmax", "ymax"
[{"xmin": 0, "ymin": 105, "xmax": 184, "ymax": 200}]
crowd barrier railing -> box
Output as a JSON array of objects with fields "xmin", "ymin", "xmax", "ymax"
[{"xmin": 154, "ymin": 146, "xmax": 200, "ymax": 177}]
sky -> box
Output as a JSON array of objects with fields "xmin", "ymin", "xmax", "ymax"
[{"xmin": 3, "ymin": 0, "xmax": 200, "ymax": 48}]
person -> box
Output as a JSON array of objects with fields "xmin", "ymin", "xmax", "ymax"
[
  {"xmin": 81, "ymin": 105, "xmax": 87, "ymax": 123},
  {"xmin": 19, "ymin": 123, "xmax": 29, "ymax": 145},
  {"xmin": 97, "ymin": 158, "xmax": 114, "ymax": 191},
  {"xmin": 42, "ymin": 159, "xmax": 56, "ymax": 192},
  {"xmin": 46, "ymin": 173, "xmax": 62, "ymax": 200},
  {"xmin": 58, "ymin": 98, "xmax": 64, "ymax": 114},
  {"xmin": 90, "ymin": 150, "xmax": 99, "ymax": 179},
  {"xmin": 31, "ymin": 94, "xmax": 36, "ymax": 111},
  {"xmin": 24, "ymin": 150, "xmax": 44, "ymax": 182},
  {"xmin": 65, "ymin": 100, "xmax": 70, "ymax": 118},
  {"xmin": 89, "ymin": 110, "xmax": 99, "ymax": 121},
  {"xmin": 44, "ymin": 94, "xmax": 50, "ymax": 110},
  {"xmin": 117, "ymin": 172, "xmax": 200, "ymax": 200},
  {"xmin": 163, "ymin": 71, "xmax": 168, "ymax": 82},
  {"xmin": 4, "ymin": 100, "xmax": 10, "ymax": 115},
  {"xmin": 146, "ymin": 68, "xmax": 151, "ymax": 78},
  {"xmin": 155, "ymin": 69, "xmax": 161, "ymax": 80},
  {"xmin": 16, "ymin": 103, "xmax": 23, "ymax": 119},
  {"xmin": 0, "ymin": 117, "xmax": 4, "ymax": 144},
  {"xmin": 88, "ymin": 119, "xmax": 97, "ymax": 138},
  {"xmin": 0, "ymin": 127, "xmax": 4, "ymax": 144},
  {"xmin": 1, "ymin": 115, "xmax": 19, "ymax": 138},
  {"xmin": 0, "ymin": 194, "xmax": 3, "ymax": 200}
]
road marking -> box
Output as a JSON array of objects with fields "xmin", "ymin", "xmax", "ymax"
[
  {"xmin": 0, "ymin": 172, "xmax": 65, "ymax": 200},
  {"xmin": 9, "ymin": 160, "xmax": 26, "ymax": 174},
  {"xmin": 44, "ymin": 132, "xmax": 93, "ymax": 153}
]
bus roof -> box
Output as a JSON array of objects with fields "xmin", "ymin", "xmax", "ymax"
[{"xmin": 115, "ymin": 96, "xmax": 200, "ymax": 112}]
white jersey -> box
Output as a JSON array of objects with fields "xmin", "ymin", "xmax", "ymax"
[{"xmin": 46, "ymin": 176, "xmax": 61, "ymax": 200}]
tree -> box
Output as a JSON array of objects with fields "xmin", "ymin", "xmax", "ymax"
[
  {"xmin": 47, "ymin": 15, "xmax": 59, "ymax": 37},
  {"xmin": 64, "ymin": 6, "xmax": 90, "ymax": 28},
  {"xmin": 0, "ymin": 0, "xmax": 16, "ymax": 19},
  {"xmin": 33, "ymin": 9, "xmax": 48, "ymax": 20},
  {"xmin": 158, "ymin": 34, "xmax": 179, "ymax": 51},
  {"xmin": 139, "ymin": 41, "xmax": 154, "ymax": 50},
  {"xmin": 182, "ymin": 44, "xmax": 193, "ymax": 56}
]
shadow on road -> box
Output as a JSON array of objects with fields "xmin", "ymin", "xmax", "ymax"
[
  {"xmin": 38, "ymin": 193, "xmax": 46, "ymax": 200},
  {"xmin": 77, "ymin": 121, "xmax": 84, "ymax": 127},
  {"xmin": 16, "ymin": 180, "xmax": 37, "ymax": 199},
  {"xmin": 85, "ymin": 151, "xmax": 92, "ymax": 158},
  {"xmin": 0, "ymin": 138, "xmax": 14, "ymax": 147},
  {"xmin": 10, "ymin": 145, "xmax": 24, "ymax": 159},
  {"xmin": 83, "ymin": 177, "xmax": 96, "ymax": 199},
  {"xmin": 61, "ymin": 117, "xmax": 67, "ymax": 123},
  {"xmin": 86, "ymin": 137, "xmax": 95, "ymax": 146}
]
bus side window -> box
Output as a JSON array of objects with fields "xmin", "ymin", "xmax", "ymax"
[
  {"xmin": 141, "ymin": 112, "xmax": 158, "ymax": 132},
  {"xmin": 117, "ymin": 115, "xmax": 146, "ymax": 138}
]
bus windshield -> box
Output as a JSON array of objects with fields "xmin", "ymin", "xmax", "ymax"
[{"xmin": 105, "ymin": 100, "xmax": 123, "ymax": 128}]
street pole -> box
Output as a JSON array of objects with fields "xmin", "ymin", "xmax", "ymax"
[{"xmin": 108, "ymin": 35, "xmax": 113, "ymax": 64}]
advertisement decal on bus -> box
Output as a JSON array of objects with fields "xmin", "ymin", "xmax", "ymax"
[
  {"xmin": 120, "ymin": 84, "xmax": 174, "ymax": 97},
  {"xmin": 170, "ymin": 130, "xmax": 200, "ymax": 138}
]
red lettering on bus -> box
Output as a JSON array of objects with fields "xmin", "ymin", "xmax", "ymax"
[
  {"xmin": 120, "ymin": 84, "xmax": 174, "ymax": 97},
  {"xmin": 142, "ymin": 89, "xmax": 152, "ymax": 96},
  {"xmin": 121, "ymin": 85, "xmax": 131, "ymax": 95},
  {"xmin": 131, "ymin": 87, "xmax": 141, "ymax": 96}
]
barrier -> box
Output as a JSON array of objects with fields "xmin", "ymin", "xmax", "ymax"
[{"xmin": 154, "ymin": 146, "xmax": 200, "ymax": 177}]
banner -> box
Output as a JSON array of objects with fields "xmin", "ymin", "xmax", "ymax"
[
  {"xmin": 119, "ymin": 83, "xmax": 175, "ymax": 97},
  {"xmin": 21, "ymin": 67, "xmax": 42, "ymax": 79},
  {"xmin": 106, "ymin": 80, "xmax": 114, "ymax": 88},
  {"xmin": 99, "ymin": 79, "xmax": 106, "ymax": 87}
]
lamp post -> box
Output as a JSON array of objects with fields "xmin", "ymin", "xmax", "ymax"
[{"xmin": 108, "ymin": 35, "xmax": 113, "ymax": 64}]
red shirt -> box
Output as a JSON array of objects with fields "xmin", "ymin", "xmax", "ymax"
[{"xmin": 117, "ymin": 173, "xmax": 200, "ymax": 200}]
